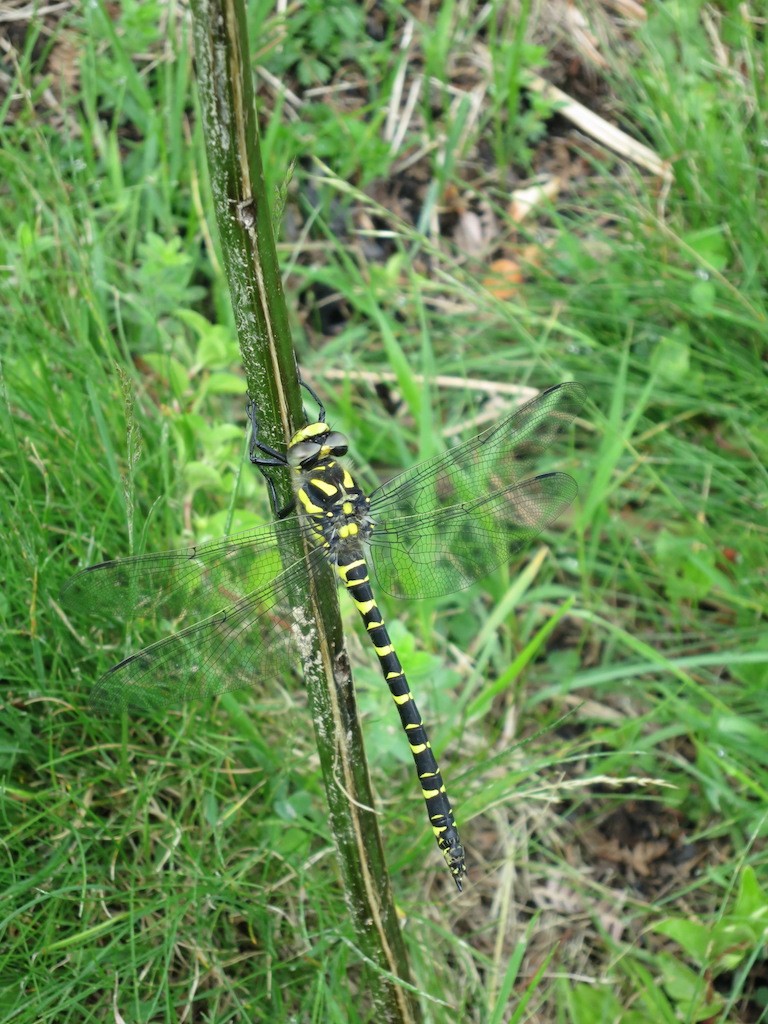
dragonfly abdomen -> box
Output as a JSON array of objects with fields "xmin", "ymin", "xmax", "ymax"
[
  {"xmin": 335, "ymin": 556, "xmax": 467, "ymax": 891},
  {"xmin": 291, "ymin": 433, "xmax": 467, "ymax": 890}
]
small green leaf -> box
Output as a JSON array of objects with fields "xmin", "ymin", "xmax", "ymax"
[
  {"xmin": 651, "ymin": 328, "xmax": 691, "ymax": 383},
  {"xmin": 142, "ymin": 353, "xmax": 190, "ymax": 398},
  {"xmin": 183, "ymin": 461, "xmax": 222, "ymax": 490},
  {"xmin": 689, "ymin": 278, "xmax": 716, "ymax": 313},
  {"xmin": 682, "ymin": 226, "xmax": 729, "ymax": 270},
  {"xmin": 657, "ymin": 952, "xmax": 721, "ymax": 1017},
  {"xmin": 734, "ymin": 865, "xmax": 768, "ymax": 920},
  {"xmin": 654, "ymin": 918, "xmax": 711, "ymax": 964},
  {"xmin": 202, "ymin": 372, "xmax": 248, "ymax": 395}
]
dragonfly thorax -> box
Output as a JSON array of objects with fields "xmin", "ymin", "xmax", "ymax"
[{"xmin": 294, "ymin": 450, "xmax": 373, "ymax": 557}]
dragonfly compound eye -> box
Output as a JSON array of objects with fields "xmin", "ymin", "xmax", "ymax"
[
  {"xmin": 288, "ymin": 440, "xmax": 323, "ymax": 467},
  {"xmin": 324, "ymin": 431, "xmax": 348, "ymax": 457}
]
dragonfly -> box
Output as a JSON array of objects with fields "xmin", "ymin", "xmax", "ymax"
[{"xmin": 62, "ymin": 380, "xmax": 586, "ymax": 891}]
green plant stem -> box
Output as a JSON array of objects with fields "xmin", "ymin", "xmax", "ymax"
[{"xmin": 188, "ymin": 1, "xmax": 420, "ymax": 1018}]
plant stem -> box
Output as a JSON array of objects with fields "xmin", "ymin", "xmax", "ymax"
[{"xmin": 189, "ymin": 1, "xmax": 421, "ymax": 1018}]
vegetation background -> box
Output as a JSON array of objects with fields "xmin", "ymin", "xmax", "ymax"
[{"xmin": 1, "ymin": 0, "xmax": 766, "ymax": 1021}]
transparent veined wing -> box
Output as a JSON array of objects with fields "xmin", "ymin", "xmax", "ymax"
[
  {"xmin": 61, "ymin": 518, "xmax": 327, "ymax": 711},
  {"xmin": 368, "ymin": 382, "xmax": 585, "ymax": 599},
  {"xmin": 61, "ymin": 516, "xmax": 315, "ymax": 624}
]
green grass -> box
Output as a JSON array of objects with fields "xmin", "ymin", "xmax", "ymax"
[{"xmin": 2, "ymin": 0, "xmax": 767, "ymax": 1021}]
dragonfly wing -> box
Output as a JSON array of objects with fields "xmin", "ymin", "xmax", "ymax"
[
  {"xmin": 61, "ymin": 517, "xmax": 306, "ymax": 626},
  {"xmin": 370, "ymin": 382, "xmax": 585, "ymax": 518},
  {"xmin": 370, "ymin": 472, "xmax": 578, "ymax": 598},
  {"xmin": 87, "ymin": 547, "xmax": 327, "ymax": 712},
  {"xmin": 368, "ymin": 382, "xmax": 585, "ymax": 599}
]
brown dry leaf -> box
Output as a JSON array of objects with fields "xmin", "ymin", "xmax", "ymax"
[
  {"xmin": 483, "ymin": 258, "xmax": 524, "ymax": 300},
  {"xmin": 452, "ymin": 199, "xmax": 500, "ymax": 256},
  {"xmin": 442, "ymin": 182, "xmax": 465, "ymax": 215},
  {"xmin": 454, "ymin": 209, "xmax": 486, "ymax": 256},
  {"xmin": 625, "ymin": 839, "xmax": 670, "ymax": 875},
  {"xmin": 47, "ymin": 32, "xmax": 82, "ymax": 96},
  {"xmin": 519, "ymin": 243, "xmax": 543, "ymax": 271},
  {"xmin": 587, "ymin": 833, "xmax": 670, "ymax": 876},
  {"xmin": 531, "ymin": 878, "xmax": 584, "ymax": 915}
]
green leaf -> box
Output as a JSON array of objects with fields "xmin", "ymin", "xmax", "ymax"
[
  {"xmin": 201, "ymin": 372, "xmax": 248, "ymax": 395},
  {"xmin": 734, "ymin": 865, "xmax": 768, "ymax": 921},
  {"xmin": 650, "ymin": 327, "xmax": 691, "ymax": 383},
  {"xmin": 682, "ymin": 226, "xmax": 729, "ymax": 270},
  {"xmin": 657, "ymin": 952, "xmax": 722, "ymax": 1019},
  {"xmin": 654, "ymin": 918, "xmax": 711, "ymax": 964},
  {"xmin": 141, "ymin": 353, "xmax": 190, "ymax": 398},
  {"xmin": 183, "ymin": 460, "xmax": 223, "ymax": 491},
  {"xmin": 689, "ymin": 278, "xmax": 716, "ymax": 314}
]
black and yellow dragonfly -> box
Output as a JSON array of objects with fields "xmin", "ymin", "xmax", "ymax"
[{"xmin": 63, "ymin": 381, "xmax": 585, "ymax": 890}]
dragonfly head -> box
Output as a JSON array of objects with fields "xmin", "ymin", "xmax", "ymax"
[{"xmin": 287, "ymin": 421, "xmax": 349, "ymax": 469}]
